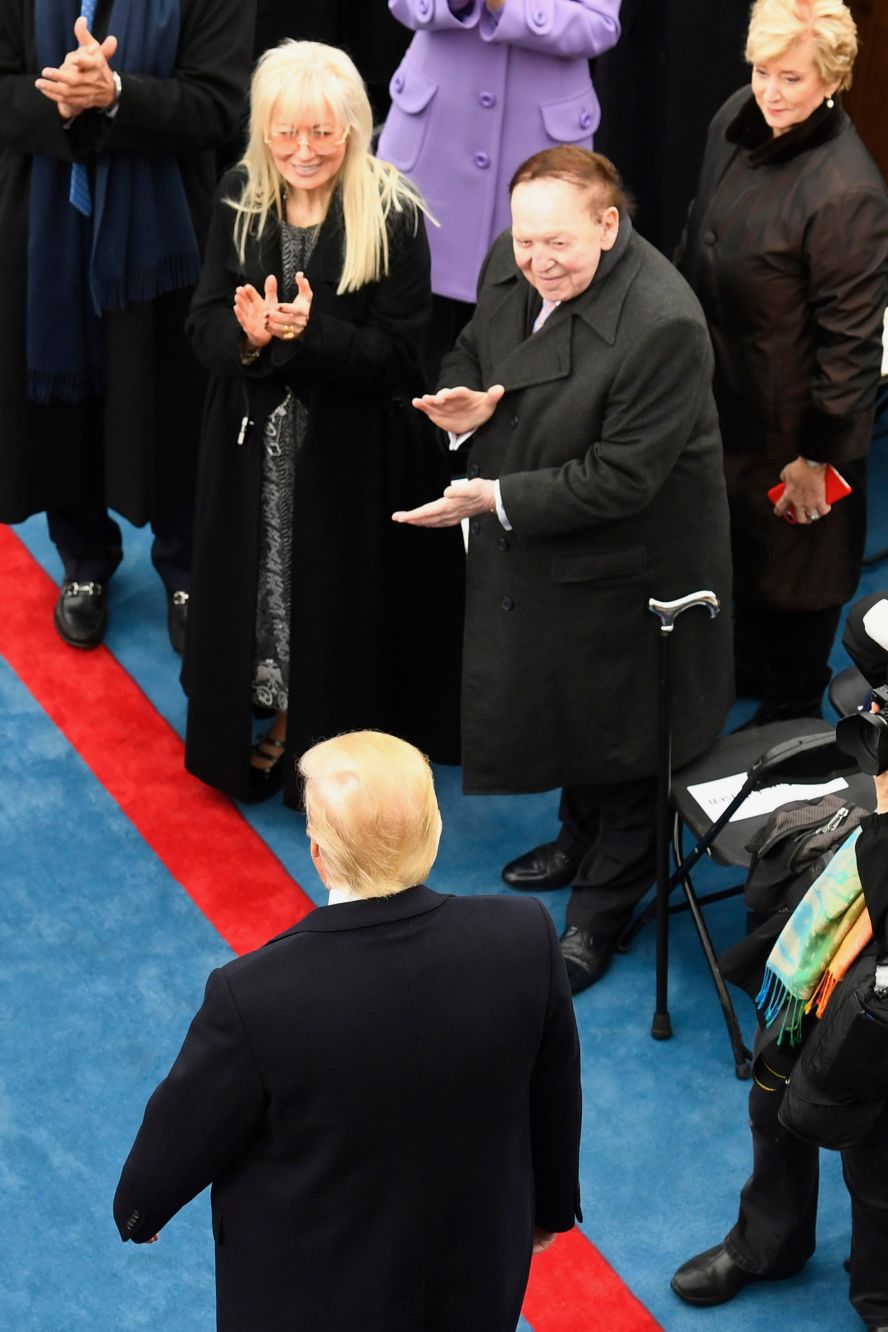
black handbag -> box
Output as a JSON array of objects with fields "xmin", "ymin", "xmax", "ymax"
[{"xmin": 778, "ymin": 946, "xmax": 888, "ymax": 1150}]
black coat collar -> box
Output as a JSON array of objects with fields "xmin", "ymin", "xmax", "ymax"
[
  {"xmin": 265, "ymin": 884, "xmax": 450, "ymax": 940},
  {"xmin": 725, "ymin": 93, "xmax": 845, "ymax": 167}
]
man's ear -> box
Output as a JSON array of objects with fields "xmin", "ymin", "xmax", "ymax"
[
  {"xmin": 600, "ymin": 206, "xmax": 619, "ymax": 252},
  {"xmin": 310, "ymin": 838, "xmax": 330, "ymax": 886}
]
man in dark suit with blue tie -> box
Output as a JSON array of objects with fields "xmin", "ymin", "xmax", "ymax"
[{"xmin": 114, "ymin": 730, "xmax": 582, "ymax": 1332}]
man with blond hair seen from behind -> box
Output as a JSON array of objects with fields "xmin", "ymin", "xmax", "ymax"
[{"xmin": 114, "ymin": 731, "xmax": 582, "ymax": 1332}]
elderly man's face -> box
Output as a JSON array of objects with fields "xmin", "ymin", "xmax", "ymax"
[{"xmin": 511, "ymin": 178, "xmax": 618, "ymax": 304}]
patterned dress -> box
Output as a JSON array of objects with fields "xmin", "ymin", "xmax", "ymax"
[{"xmin": 251, "ymin": 221, "xmax": 319, "ymax": 712}]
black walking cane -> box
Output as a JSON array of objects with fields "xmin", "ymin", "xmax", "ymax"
[{"xmin": 648, "ymin": 591, "xmax": 721, "ymax": 1040}]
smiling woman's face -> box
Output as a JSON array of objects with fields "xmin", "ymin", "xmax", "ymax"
[
  {"xmin": 510, "ymin": 178, "xmax": 618, "ymax": 304},
  {"xmin": 265, "ymin": 100, "xmax": 349, "ymax": 194},
  {"xmin": 751, "ymin": 33, "xmax": 838, "ymax": 136}
]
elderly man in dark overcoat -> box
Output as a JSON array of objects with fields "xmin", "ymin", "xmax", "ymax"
[
  {"xmin": 0, "ymin": 0, "xmax": 253, "ymax": 652},
  {"xmin": 395, "ymin": 146, "xmax": 733, "ymax": 993},
  {"xmin": 114, "ymin": 731, "xmax": 582, "ymax": 1332}
]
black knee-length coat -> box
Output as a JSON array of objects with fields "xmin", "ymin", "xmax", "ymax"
[
  {"xmin": 183, "ymin": 176, "xmax": 464, "ymax": 803},
  {"xmin": 0, "ymin": 0, "xmax": 254, "ymax": 525},
  {"xmin": 114, "ymin": 887, "xmax": 583, "ymax": 1332},
  {"xmin": 444, "ymin": 224, "xmax": 734, "ymax": 794},
  {"xmin": 678, "ymin": 91, "xmax": 888, "ymax": 612}
]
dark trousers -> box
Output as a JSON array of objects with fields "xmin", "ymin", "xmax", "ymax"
[
  {"xmin": 47, "ymin": 495, "xmax": 193, "ymax": 592},
  {"xmin": 556, "ymin": 777, "xmax": 657, "ymax": 938},
  {"xmin": 45, "ymin": 429, "xmax": 193, "ymax": 592},
  {"xmin": 734, "ymin": 602, "xmax": 843, "ymax": 711},
  {"xmin": 726, "ymin": 1081, "xmax": 888, "ymax": 1328}
]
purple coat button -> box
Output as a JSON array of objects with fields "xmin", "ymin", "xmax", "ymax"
[
  {"xmin": 474, "ymin": 151, "xmax": 491, "ymax": 169},
  {"xmin": 479, "ymin": 91, "xmax": 496, "ymax": 109},
  {"xmin": 393, "ymin": 74, "xmax": 405, "ymax": 93},
  {"xmin": 579, "ymin": 109, "xmax": 592, "ymax": 130}
]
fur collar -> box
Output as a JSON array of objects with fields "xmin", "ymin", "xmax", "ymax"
[{"xmin": 725, "ymin": 93, "xmax": 845, "ymax": 167}]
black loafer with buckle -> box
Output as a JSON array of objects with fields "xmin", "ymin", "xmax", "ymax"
[
  {"xmin": 502, "ymin": 842, "xmax": 580, "ymax": 891},
  {"xmin": 54, "ymin": 581, "xmax": 106, "ymax": 648}
]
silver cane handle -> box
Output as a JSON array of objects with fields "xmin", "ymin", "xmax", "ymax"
[{"xmin": 648, "ymin": 590, "xmax": 720, "ymax": 633}]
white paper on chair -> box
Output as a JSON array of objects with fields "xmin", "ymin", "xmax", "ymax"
[{"xmin": 687, "ymin": 773, "xmax": 849, "ymax": 822}]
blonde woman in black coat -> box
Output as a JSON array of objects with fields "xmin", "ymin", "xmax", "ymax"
[
  {"xmin": 679, "ymin": 0, "xmax": 888, "ymax": 724},
  {"xmin": 183, "ymin": 41, "xmax": 463, "ymax": 806}
]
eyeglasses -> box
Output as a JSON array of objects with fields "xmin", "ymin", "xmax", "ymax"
[{"xmin": 264, "ymin": 125, "xmax": 350, "ymax": 152}]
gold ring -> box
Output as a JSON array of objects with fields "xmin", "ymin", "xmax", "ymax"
[{"xmin": 281, "ymin": 328, "xmax": 297, "ymax": 341}]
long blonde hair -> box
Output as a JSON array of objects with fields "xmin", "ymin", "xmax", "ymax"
[{"xmin": 228, "ymin": 41, "xmax": 429, "ymax": 294}]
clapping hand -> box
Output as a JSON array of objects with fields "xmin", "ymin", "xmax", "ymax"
[
  {"xmin": 35, "ymin": 17, "xmax": 118, "ymax": 118},
  {"xmin": 412, "ymin": 384, "xmax": 505, "ymax": 435},
  {"xmin": 234, "ymin": 273, "xmax": 313, "ymax": 350}
]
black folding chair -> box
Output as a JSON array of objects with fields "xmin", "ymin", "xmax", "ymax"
[{"xmin": 622, "ymin": 592, "xmax": 876, "ymax": 1078}]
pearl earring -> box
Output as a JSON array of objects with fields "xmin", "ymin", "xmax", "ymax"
[{"xmin": 826, "ymin": 95, "xmax": 835, "ymax": 108}]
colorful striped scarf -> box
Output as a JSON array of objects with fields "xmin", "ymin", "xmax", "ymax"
[{"xmin": 756, "ymin": 831, "xmax": 872, "ymax": 1044}]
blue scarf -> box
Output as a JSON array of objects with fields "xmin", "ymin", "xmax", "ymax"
[{"xmin": 27, "ymin": 0, "xmax": 202, "ymax": 404}]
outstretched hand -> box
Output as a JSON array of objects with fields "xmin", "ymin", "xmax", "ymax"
[
  {"xmin": 412, "ymin": 384, "xmax": 505, "ymax": 435},
  {"xmin": 393, "ymin": 478, "xmax": 497, "ymax": 528}
]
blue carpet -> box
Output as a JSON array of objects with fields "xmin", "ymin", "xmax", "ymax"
[{"xmin": 1, "ymin": 410, "xmax": 885, "ymax": 1331}]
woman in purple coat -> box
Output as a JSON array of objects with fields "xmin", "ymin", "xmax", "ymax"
[{"xmin": 378, "ymin": 0, "xmax": 621, "ymax": 351}]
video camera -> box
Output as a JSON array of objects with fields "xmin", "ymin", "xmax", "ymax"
[{"xmin": 835, "ymin": 594, "xmax": 888, "ymax": 777}]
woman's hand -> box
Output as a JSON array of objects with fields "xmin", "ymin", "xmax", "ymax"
[
  {"xmin": 233, "ymin": 280, "xmax": 274, "ymax": 349},
  {"xmin": 266, "ymin": 272, "xmax": 313, "ymax": 342},
  {"xmin": 773, "ymin": 457, "xmax": 830, "ymax": 526},
  {"xmin": 393, "ymin": 478, "xmax": 497, "ymax": 527},
  {"xmin": 412, "ymin": 384, "xmax": 505, "ymax": 435}
]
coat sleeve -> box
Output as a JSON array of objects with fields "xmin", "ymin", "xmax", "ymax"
[
  {"xmin": 857, "ymin": 811, "xmax": 888, "ymax": 955},
  {"xmin": 113, "ymin": 968, "xmax": 268, "ymax": 1244},
  {"xmin": 528, "ymin": 900, "xmax": 582, "ymax": 1231},
  {"xmin": 83, "ymin": 0, "xmax": 253, "ymax": 158},
  {"xmin": 388, "ymin": 0, "xmax": 483, "ymax": 32},
  {"xmin": 499, "ymin": 313, "xmax": 717, "ymax": 536},
  {"xmin": 799, "ymin": 188, "xmax": 888, "ymax": 462},
  {"xmin": 266, "ymin": 209, "xmax": 433, "ymax": 393},
  {"xmin": 388, "ymin": 0, "xmax": 620, "ymax": 56},
  {"xmin": 0, "ymin": 1, "xmax": 79, "ymax": 161},
  {"xmin": 186, "ymin": 185, "xmax": 252, "ymax": 378},
  {"xmin": 480, "ymin": 0, "xmax": 620, "ymax": 58}
]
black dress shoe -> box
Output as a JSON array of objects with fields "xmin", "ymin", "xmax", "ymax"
[
  {"xmin": 559, "ymin": 927, "xmax": 614, "ymax": 994},
  {"xmin": 54, "ymin": 581, "xmax": 106, "ymax": 648},
  {"xmin": 502, "ymin": 842, "xmax": 580, "ymax": 891},
  {"xmin": 671, "ymin": 1243, "xmax": 757, "ymax": 1307},
  {"xmin": 167, "ymin": 590, "xmax": 189, "ymax": 655}
]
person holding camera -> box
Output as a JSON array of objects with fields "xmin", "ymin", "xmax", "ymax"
[{"xmin": 672, "ymin": 606, "xmax": 888, "ymax": 1328}]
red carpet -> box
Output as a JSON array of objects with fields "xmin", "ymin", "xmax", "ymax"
[{"xmin": 0, "ymin": 521, "xmax": 661, "ymax": 1331}]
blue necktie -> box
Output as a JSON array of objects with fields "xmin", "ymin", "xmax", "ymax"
[{"xmin": 68, "ymin": 0, "xmax": 99, "ymax": 217}]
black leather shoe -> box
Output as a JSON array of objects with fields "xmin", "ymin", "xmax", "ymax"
[
  {"xmin": 167, "ymin": 590, "xmax": 189, "ymax": 655},
  {"xmin": 54, "ymin": 581, "xmax": 106, "ymax": 648},
  {"xmin": 243, "ymin": 733, "xmax": 286, "ymax": 804},
  {"xmin": 559, "ymin": 927, "xmax": 614, "ymax": 994},
  {"xmin": 671, "ymin": 1244, "xmax": 757, "ymax": 1307},
  {"xmin": 502, "ymin": 842, "xmax": 580, "ymax": 891}
]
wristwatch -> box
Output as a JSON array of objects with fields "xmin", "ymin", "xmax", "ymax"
[{"xmin": 111, "ymin": 70, "xmax": 122, "ymax": 104}]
